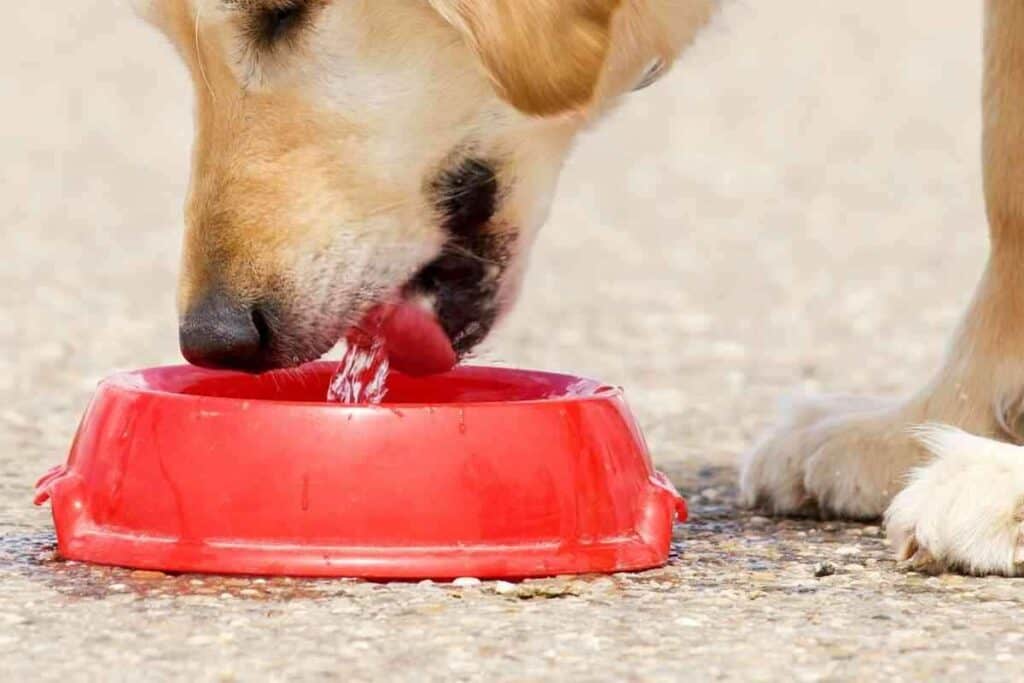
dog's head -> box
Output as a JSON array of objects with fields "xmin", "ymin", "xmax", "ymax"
[{"xmin": 137, "ymin": 0, "xmax": 712, "ymax": 371}]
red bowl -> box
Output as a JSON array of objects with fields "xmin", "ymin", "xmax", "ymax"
[{"xmin": 35, "ymin": 363, "xmax": 687, "ymax": 579}]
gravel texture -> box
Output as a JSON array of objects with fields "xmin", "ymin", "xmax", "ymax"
[{"xmin": 4, "ymin": 1, "xmax": 1019, "ymax": 681}]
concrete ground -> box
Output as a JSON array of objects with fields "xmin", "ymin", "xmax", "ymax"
[{"xmin": 3, "ymin": 1, "xmax": 1018, "ymax": 681}]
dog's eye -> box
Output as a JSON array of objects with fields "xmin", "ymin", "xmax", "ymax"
[{"xmin": 247, "ymin": 1, "xmax": 311, "ymax": 51}]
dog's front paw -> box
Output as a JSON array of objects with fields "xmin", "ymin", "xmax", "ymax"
[
  {"xmin": 885, "ymin": 426, "xmax": 1024, "ymax": 577},
  {"xmin": 740, "ymin": 395, "xmax": 921, "ymax": 520}
]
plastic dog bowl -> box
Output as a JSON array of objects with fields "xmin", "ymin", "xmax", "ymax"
[{"xmin": 35, "ymin": 363, "xmax": 687, "ymax": 579}]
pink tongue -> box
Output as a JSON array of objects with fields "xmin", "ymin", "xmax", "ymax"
[{"xmin": 348, "ymin": 304, "xmax": 457, "ymax": 377}]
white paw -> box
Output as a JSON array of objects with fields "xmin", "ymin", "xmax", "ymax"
[
  {"xmin": 885, "ymin": 426, "xmax": 1024, "ymax": 576},
  {"xmin": 740, "ymin": 394, "xmax": 919, "ymax": 520}
]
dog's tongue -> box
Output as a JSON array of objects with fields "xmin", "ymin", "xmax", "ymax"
[{"xmin": 348, "ymin": 303, "xmax": 457, "ymax": 377}]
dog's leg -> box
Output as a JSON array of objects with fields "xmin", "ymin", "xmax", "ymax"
[
  {"xmin": 886, "ymin": 427, "xmax": 1024, "ymax": 576},
  {"xmin": 741, "ymin": 0, "xmax": 1024, "ymax": 522}
]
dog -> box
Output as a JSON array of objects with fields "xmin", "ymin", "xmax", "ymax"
[{"xmin": 134, "ymin": 0, "xmax": 1024, "ymax": 576}]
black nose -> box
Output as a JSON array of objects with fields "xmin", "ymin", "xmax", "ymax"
[{"xmin": 179, "ymin": 292, "xmax": 270, "ymax": 371}]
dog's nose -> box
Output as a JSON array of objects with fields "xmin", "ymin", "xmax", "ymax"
[{"xmin": 179, "ymin": 292, "xmax": 269, "ymax": 371}]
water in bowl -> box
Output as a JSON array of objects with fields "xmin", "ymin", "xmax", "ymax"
[{"xmin": 327, "ymin": 341, "xmax": 390, "ymax": 404}]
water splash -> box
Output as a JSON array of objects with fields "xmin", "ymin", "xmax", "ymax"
[{"xmin": 327, "ymin": 341, "xmax": 390, "ymax": 405}]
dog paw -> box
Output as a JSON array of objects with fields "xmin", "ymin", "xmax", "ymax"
[
  {"xmin": 885, "ymin": 426, "xmax": 1024, "ymax": 576},
  {"xmin": 740, "ymin": 394, "xmax": 921, "ymax": 520}
]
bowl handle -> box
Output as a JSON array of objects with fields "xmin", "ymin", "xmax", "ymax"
[
  {"xmin": 650, "ymin": 471, "xmax": 688, "ymax": 523},
  {"xmin": 33, "ymin": 465, "xmax": 68, "ymax": 506}
]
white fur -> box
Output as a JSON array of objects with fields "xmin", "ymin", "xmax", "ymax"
[
  {"xmin": 885, "ymin": 426, "xmax": 1024, "ymax": 576},
  {"xmin": 739, "ymin": 394, "xmax": 906, "ymax": 519}
]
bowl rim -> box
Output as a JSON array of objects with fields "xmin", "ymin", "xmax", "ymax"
[{"xmin": 102, "ymin": 363, "xmax": 625, "ymax": 410}]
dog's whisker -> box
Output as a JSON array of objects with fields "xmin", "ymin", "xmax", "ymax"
[{"xmin": 440, "ymin": 242, "xmax": 504, "ymax": 267}]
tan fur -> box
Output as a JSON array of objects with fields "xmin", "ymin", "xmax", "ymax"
[
  {"xmin": 153, "ymin": 1, "xmax": 442, "ymax": 322},
  {"xmin": 135, "ymin": 0, "xmax": 712, "ymax": 363},
  {"xmin": 426, "ymin": 0, "xmax": 713, "ymax": 117},
  {"xmin": 428, "ymin": 0, "xmax": 623, "ymax": 116},
  {"xmin": 742, "ymin": 0, "xmax": 1024, "ymax": 576}
]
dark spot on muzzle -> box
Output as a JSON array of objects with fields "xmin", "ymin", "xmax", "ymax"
[
  {"xmin": 409, "ymin": 157, "xmax": 512, "ymax": 354},
  {"xmin": 414, "ymin": 239, "xmax": 509, "ymax": 353},
  {"xmin": 434, "ymin": 158, "xmax": 499, "ymax": 238}
]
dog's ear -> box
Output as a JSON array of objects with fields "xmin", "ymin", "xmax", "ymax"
[{"xmin": 429, "ymin": 0, "xmax": 622, "ymax": 117}]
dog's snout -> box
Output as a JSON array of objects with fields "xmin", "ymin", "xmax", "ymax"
[{"xmin": 179, "ymin": 292, "xmax": 270, "ymax": 372}]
